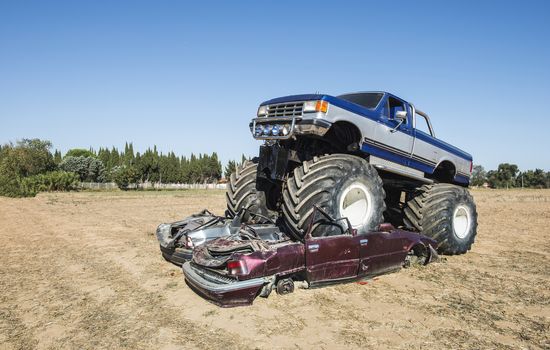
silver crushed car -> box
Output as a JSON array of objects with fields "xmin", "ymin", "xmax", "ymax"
[{"xmin": 156, "ymin": 209, "xmax": 283, "ymax": 265}]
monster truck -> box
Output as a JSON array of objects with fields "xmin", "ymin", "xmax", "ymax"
[{"xmin": 226, "ymin": 91, "xmax": 477, "ymax": 255}]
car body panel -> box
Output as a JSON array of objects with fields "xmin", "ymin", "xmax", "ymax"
[
  {"xmin": 305, "ymin": 234, "xmax": 360, "ymax": 282},
  {"xmin": 358, "ymin": 231, "xmax": 406, "ymax": 276}
]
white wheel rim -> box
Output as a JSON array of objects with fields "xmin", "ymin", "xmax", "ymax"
[
  {"xmin": 453, "ymin": 205, "xmax": 471, "ymax": 239},
  {"xmin": 339, "ymin": 182, "xmax": 373, "ymax": 229}
]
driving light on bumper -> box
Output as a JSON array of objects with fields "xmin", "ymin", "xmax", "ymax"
[
  {"xmin": 303, "ymin": 100, "xmax": 329, "ymax": 113},
  {"xmin": 255, "ymin": 125, "xmax": 264, "ymax": 136},
  {"xmin": 263, "ymin": 124, "xmax": 273, "ymax": 135},
  {"xmin": 253, "ymin": 123, "xmax": 292, "ymax": 138},
  {"xmin": 281, "ymin": 125, "xmax": 290, "ymax": 136}
]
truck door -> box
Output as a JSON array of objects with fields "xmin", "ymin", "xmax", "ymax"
[{"xmin": 374, "ymin": 96, "xmax": 414, "ymax": 165}]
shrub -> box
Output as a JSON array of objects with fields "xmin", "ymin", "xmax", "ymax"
[
  {"xmin": 21, "ymin": 171, "xmax": 80, "ymax": 194},
  {"xmin": 59, "ymin": 156, "xmax": 106, "ymax": 182},
  {"xmin": 0, "ymin": 170, "xmax": 78, "ymax": 198},
  {"xmin": 0, "ymin": 139, "xmax": 56, "ymax": 178},
  {"xmin": 112, "ymin": 166, "xmax": 139, "ymax": 190},
  {"xmin": 0, "ymin": 171, "xmax": 31, "ymax": 197}
]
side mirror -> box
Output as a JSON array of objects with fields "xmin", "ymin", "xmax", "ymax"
[
  {"xmin": 390, "ymin": 111, "xmax": 407, "ymax": 133},
  {"xmin": 395, "ymin": 110, "xmax": 407, "ymax": 121}
]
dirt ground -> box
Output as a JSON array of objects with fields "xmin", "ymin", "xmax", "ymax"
[{"xmin": 0, "ymin": 189, "xmax": 548, "ymax": 349}]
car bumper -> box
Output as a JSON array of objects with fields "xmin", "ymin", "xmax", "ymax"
[
  {"xmin": 159, "ymin": 245, "xmax": 193, "ymax": 266},
  {"xmin": 182, "ymin": 262, "xmax": 266, "ymax": 307}
]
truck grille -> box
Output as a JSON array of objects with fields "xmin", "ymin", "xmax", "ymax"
[{"xmin": 267, "ymin": 102, "xmax": 303, "ymax": 118}]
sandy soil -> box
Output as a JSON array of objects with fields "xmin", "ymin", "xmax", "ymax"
[{"xmin": 0, "ymin": 189, "xmax": 549, "ymax": 349}]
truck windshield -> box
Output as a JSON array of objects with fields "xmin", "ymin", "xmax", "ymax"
[{"xmin": 337, "ymin": 92, "xmax": 383, "ymax": 109}]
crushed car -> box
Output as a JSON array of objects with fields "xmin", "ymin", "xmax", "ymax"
[
  {"xmin": 156, "ymin": 209, "xmax": 277, "ymax": 266},
  {"xmin": 180, "ymin": 206, "xmax": 439, "ymax": 307}
]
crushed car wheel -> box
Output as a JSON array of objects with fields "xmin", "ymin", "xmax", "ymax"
[
  {"xmin": 276, "ymin": 278, "xmax": 294, "ymax": 295},
  {"xmin": 282, "ymin": 154, "xmax": 386, "ymax": 237},
  {"xmin": 403, "ymin": 244, "xmax": 429, "ymax": 268},
  {"xmin": 403, "ymin": 183, "xmax": 478, "ymax": 255},
  {"xmin": 226, "ymin": 160, "xmax": 271, "ymax": 223}
]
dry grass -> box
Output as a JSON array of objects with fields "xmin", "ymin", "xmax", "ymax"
[{"xmin": 0, "ymin": 188, "xmax": 549, "ymax": 349}]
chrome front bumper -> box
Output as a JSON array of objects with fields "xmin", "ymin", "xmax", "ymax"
[
  {"xmin": 250, "ymin": 117, "xmax": 331, "ymax": 140},
  {"xmin": 182, "ymin": 262, "xmax": 267, "ymax": 307}
]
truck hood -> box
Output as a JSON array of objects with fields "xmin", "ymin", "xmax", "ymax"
[
  {"xmin": 260, "ymin": 94, "xmax": 331, "ymax": 106},
  {"xmin": 259, "ymin": 93, "xmax": 382, "ymax": 121}
]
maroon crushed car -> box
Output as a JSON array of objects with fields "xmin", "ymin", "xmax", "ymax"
[{"xmin": 183, "ymin": 207, "xmax": 439, "ymax": 307}]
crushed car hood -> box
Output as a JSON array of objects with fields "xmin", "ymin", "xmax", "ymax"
[
  {"xmin": 156, "ymin": 210, "xmax": 239, "ymax": 249},
  {"xmin": 193, "ymin": 235, "xmax": 271, "ymax": 268}
]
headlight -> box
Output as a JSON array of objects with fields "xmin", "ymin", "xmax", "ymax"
[
  {"xmin": 257, "ymin": 105, "xmax": 268, "ymax": 117},
  {"xmin": 263, "ymin": 124, "xmax": 273, "ymax": 135},
  {"xmin": 155, "ymin": 223, "xmax": 172, "ymax": 243},
  {"xmin": 272, "ymin": 125, "xmax": 280, "ymax": 136},
  {"xmin": 157, "ymin": 223, "xmax": 170, "ymax": 235},
  {"xmin": 303, "ymin": 100, "xmax": 329, "ymax": 113}
]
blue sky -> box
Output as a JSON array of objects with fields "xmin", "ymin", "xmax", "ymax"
[{"xmin": 1, "ymin": 0, "xmax": 549, "ymax": 170}]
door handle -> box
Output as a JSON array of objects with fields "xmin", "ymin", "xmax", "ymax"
[
  {"xmin": 360, "ymin": 239, "xmax": 369, "ymax": 246},
  {"xmin": 308, "ymin": 244, "xmax": 319, "ymax": 253}
]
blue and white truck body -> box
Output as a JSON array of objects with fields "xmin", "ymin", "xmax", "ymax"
[{"xmin": 251, "ymin": 92, "xmax": 472, "ymax": 186}]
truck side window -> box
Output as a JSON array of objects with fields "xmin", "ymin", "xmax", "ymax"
[
  {"xmin": 388, "ymin": 97, "xmax": 406, "ymax": 122},
  {"xmin": 380, "ymin": 102, "xmax": 389, "ymax": 119}
]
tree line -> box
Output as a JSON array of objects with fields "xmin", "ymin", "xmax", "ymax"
[
  {"xmin": 471, "ymin": 163, "xmax": 550, "ymax": 189},
  {"xmin": 93, "ymin": 143, "xmax": 224, "ymax": 185},
  {"xmin": 0, "ymin": 139, "xmax": 246, "ymax": 196},
  {"xmin": 2, "ymin": 138, "xmax": 549, "ymax": 197}
]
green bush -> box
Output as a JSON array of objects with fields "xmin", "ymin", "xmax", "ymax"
[
  {"xmin": 0, "ymin": 139, "xmax": 56, "ymax": 177},
  {"xmin": 21, "ymin": 171, "xmax": 80, "ymax": 195},
  {"xmin": 0, "ymin": 171, "xmax": 31, "ymax": 197},
  {"xmin": 59, "ymin": 156, "xmax": 106, "ymax": 182},
  {"xmin": 64, "ymin": 148, "xmax": 96, "ymax": 158},
  {"xmin": 112, "ymin": 166, "xmax": 139, "ymax": 190},
  {"xmin": 0, "ymin": 139, "xmax": 61, "ymax": 197}
]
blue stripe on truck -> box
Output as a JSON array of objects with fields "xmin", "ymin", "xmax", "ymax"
[
  {"xmin": 362, "ymin": 142, "xmax": 471, "ymax": 184},
  {"xmin": 361, "ymin": 143, "xmax": 435, "ymax": 174}
]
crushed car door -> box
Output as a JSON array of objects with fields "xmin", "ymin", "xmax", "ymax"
[
  {"xmin": 305, "ymin": 234, "xmax": 360, "ymax": 283},
  {"xmin": 357, "ymin": 231, "xmax": 407, "ymax": 277}
]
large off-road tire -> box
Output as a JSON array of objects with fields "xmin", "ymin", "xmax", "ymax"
[
  {"xmin": 225, "ymin": 160, "xmax": 270, "ymax": 223},
  {"xmin": 282, "ymin": 154, "xmax": 386, "ymax": 237},
  {"xmin": 404, "ymin": 183, "xmax": 478, "ymax": 255}
]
